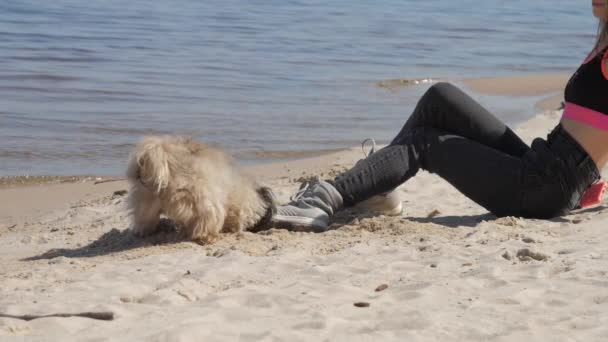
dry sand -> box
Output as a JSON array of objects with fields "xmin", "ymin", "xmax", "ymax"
[
  {"xmin": 463, "ymin": 73, "xmax": 569, "ymax": 111},
  {"xmin": 1, "ymin": 76, "xmax": 607, "ymax": 341},
  {"xmin": 463, "ymin": 74, "xmax": 570, "ymax": 97}
]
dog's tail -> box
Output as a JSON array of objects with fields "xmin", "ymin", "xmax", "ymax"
[{"xmin": 127, "ymin": 136, "xmax": 182, "ymax": 194}]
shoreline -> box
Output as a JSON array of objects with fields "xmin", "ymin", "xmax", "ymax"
[
  {"xmin": 0, "ymin": 73, "xmax": 569, "ymax": 182},
  {"xmin": 0, "ymin": 104, "xmax": 565, "ymax": 225},
  {"xmin": 0, "ymin": 175, "xmax": 117, "ymax": 189}
]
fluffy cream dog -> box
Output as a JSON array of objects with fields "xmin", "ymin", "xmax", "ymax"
[{"xmin": 126, "ymin": 136, "xmax": 276, "ymax": 244}]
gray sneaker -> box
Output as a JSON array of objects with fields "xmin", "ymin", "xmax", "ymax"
[
  {"xmin": 272, "ymin": 177, "xmax": 343, "ymax": 232},
  {"xmin": 355, "ymin": 139, "xmax": 403, "ymax": 216}
]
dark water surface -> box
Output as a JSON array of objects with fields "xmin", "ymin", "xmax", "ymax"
[{"xmin": 0, "ymin": 0, "xmax": 598, "ymax": 175}]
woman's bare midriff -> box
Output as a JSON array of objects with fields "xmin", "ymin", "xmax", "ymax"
[{"xmin": 561, "ymin": 118, "xmax": 608, "ymax": 170}]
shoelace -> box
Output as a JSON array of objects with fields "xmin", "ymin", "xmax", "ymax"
[
  {"xmin": 361, "ymin": 138, "xmax": 377, "ymax": 158},
  {"xmin": 289, "ymin": 176, "xmax": 322, "ymax": 202},
  {"xmin": 290, "ymin": 183, "xmax": 309, "ymax": 202}
]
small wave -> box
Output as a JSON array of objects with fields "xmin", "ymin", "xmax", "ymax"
[
  {"xmin": 0, "ymin": 149, "xmax": 37, "ymax": 158},
  {"xmin": 0, "ymin": 175, "xmax": 100, "ymax": 188},
  {"xmin": 239, "ymin": 148, "xmax": 348, "ymax": 160},
  {"xmin": 9, "ymin": 55, "xmax": 110, "ymax": 63},
  {"xmin": 376, "ymin": 78, "xmax": 439, "ymax": 92},
  {"xmin": 0, "ymin": 85, "xmax": 144, "ymax": 97},
  {"xmin": 0, "ymin": 74, "xmax": 81, "ymax": 82},
  {"xmin": 15, "ymin": 46, "xmax": 97, "ymax": 54},
  {"xmin": 79, "ymin": 126, "xmax": 171, "ymax": 136},
  {"xmin": 0, "ymin": 149, "xmax": 94, "ymax": 160}
]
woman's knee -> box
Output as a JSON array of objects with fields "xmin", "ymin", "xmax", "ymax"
[
  {"xmin": 423, "ymin": 82, "xmax": 460, "ymax": 100},
  {"xmin": 416, "ymin": 83, "xmax": 461, "ymax": 110},
  {"xmin": 411, "ymin": 82, "xmax": 464, "ymax": 121}
]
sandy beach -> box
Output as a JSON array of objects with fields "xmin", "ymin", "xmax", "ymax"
[
  {"xmin": 1, "ymin": 76, "xmax": 607, "ymax": 342},
  {"xmin": 462, "ymin": 74, "xmax": 569, "ymax": 112}
]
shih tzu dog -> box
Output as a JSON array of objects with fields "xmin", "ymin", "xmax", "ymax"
[{"xmin": 126, "ymin": 136, "xmax": 276, "ymax": 244}]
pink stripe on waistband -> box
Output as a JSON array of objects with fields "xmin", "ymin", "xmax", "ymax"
[{"xmin": 562, "ymin": 102, "xmax": 608, "ymax": 131}]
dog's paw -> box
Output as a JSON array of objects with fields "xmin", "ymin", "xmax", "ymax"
[{"xmin": 190, "ymin": 233, "xmax": 220, "ymax": 245}]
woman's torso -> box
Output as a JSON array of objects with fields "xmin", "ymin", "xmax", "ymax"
[{"xmin": 561, "ymin": 45, "xmax": 608, "ymax": 169}]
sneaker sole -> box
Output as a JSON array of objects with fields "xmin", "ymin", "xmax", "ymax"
[
  {"xmin": 271, "ymin": 215, "xmax": 329, "ymax": 232},
  {"xmin": 383, "ymin": 201, "xmax": 404, "ymax": 216},
  {"xmin": 357, "ymin": 199, "xmax": 403, "ymax": 216}
]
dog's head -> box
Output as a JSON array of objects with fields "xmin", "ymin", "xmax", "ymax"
[{"xmin": 127, "ymin": 136, "xmax": 188, "ymax": 194}]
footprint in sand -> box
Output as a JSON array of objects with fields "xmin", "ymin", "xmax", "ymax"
[
  {"xmin": 292, "ymin": 320, "xmax": 326, "ymax": 330},
  {"xmin": 544, "ymin": 299, "xmax": 569, "ymax": 307},
  {"xmin": 374, "ymin": 310, "xmax": 431, "ymax": 331},
  {"xmin": 493, "ymin": 297, "xmax": 520, "ymax": 305},
  {"xmin": 401, "ymin": 282, "xmax": 432, "ymax": 291},
  {"xmin": 394, "ymin": 291, "xmax": 423, "ymax": 301}
]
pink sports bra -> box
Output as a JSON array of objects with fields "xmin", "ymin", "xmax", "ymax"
[{"xmin": 562, "ymin": 47, "xmax": 608, "ymax": 129}]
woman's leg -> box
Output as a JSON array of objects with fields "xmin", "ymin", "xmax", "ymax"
[
  {"xmin": 273, "ymin": 126, "xmax": 531, "ymax": 231},
  {"xmin": 333, "ymin": 127, "xmax": 525, "ymax": 216},
  {"xmin": 391, "ymin": 82, "xmax": 529, "ymax": 157},
  {"xmin": 335, "ymin": 82, "xmax": 531, "ymax": 207},
  {"xmin": 271, "ymin": 83, "xmax": 539, "ymax": 230}
]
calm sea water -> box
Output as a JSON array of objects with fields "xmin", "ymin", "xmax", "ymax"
[{"xmin": 0, "ymin": 0, "xmax": 598, "ymax": 176}]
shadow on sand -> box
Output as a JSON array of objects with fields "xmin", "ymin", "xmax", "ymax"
[
  {"xmin": 407, "ymin": 205, "xmax": 607, "ymax": 227},
  {"xmin": 22, "ymin": 219, "xmax": 184, "ymax": 261},
  {"xmin": 407, "ymin": 213, "xmax": 496, "ymax": 228},
  {"xmin": 23, "ymin": 205, "xmax": 607, "ymax": 261}
]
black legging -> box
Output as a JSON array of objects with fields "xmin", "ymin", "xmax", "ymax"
[{"xmin": 331, "ymin": 83, "xmax": 600, "ymax": 218}]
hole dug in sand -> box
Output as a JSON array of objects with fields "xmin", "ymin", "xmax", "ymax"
[{"xmin": 516, "ymin": 248, "xmax": 549, "ymax": 262}]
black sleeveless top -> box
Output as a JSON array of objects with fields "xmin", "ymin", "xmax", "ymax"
[{"xmin": 562, "ymin": 47, "xmax": 608, "ymax": 129}]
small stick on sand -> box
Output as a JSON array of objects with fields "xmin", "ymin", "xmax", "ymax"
[
  {"xmin": 0, "ymin": 311, "xmax": 115, "ymax": 321},
  {"xmin": 94, "ymin": 178, "xmax": 125, "ymax": 185}
]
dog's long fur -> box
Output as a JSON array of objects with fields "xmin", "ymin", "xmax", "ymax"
[{"xmin": 126, "ymin": 136, "xmax": 274, "ymax": 244}]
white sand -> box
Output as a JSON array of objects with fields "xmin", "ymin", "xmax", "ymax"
[{"xmin": 2, "ymin": 88, "xmax": 608, "ymax": 341}]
